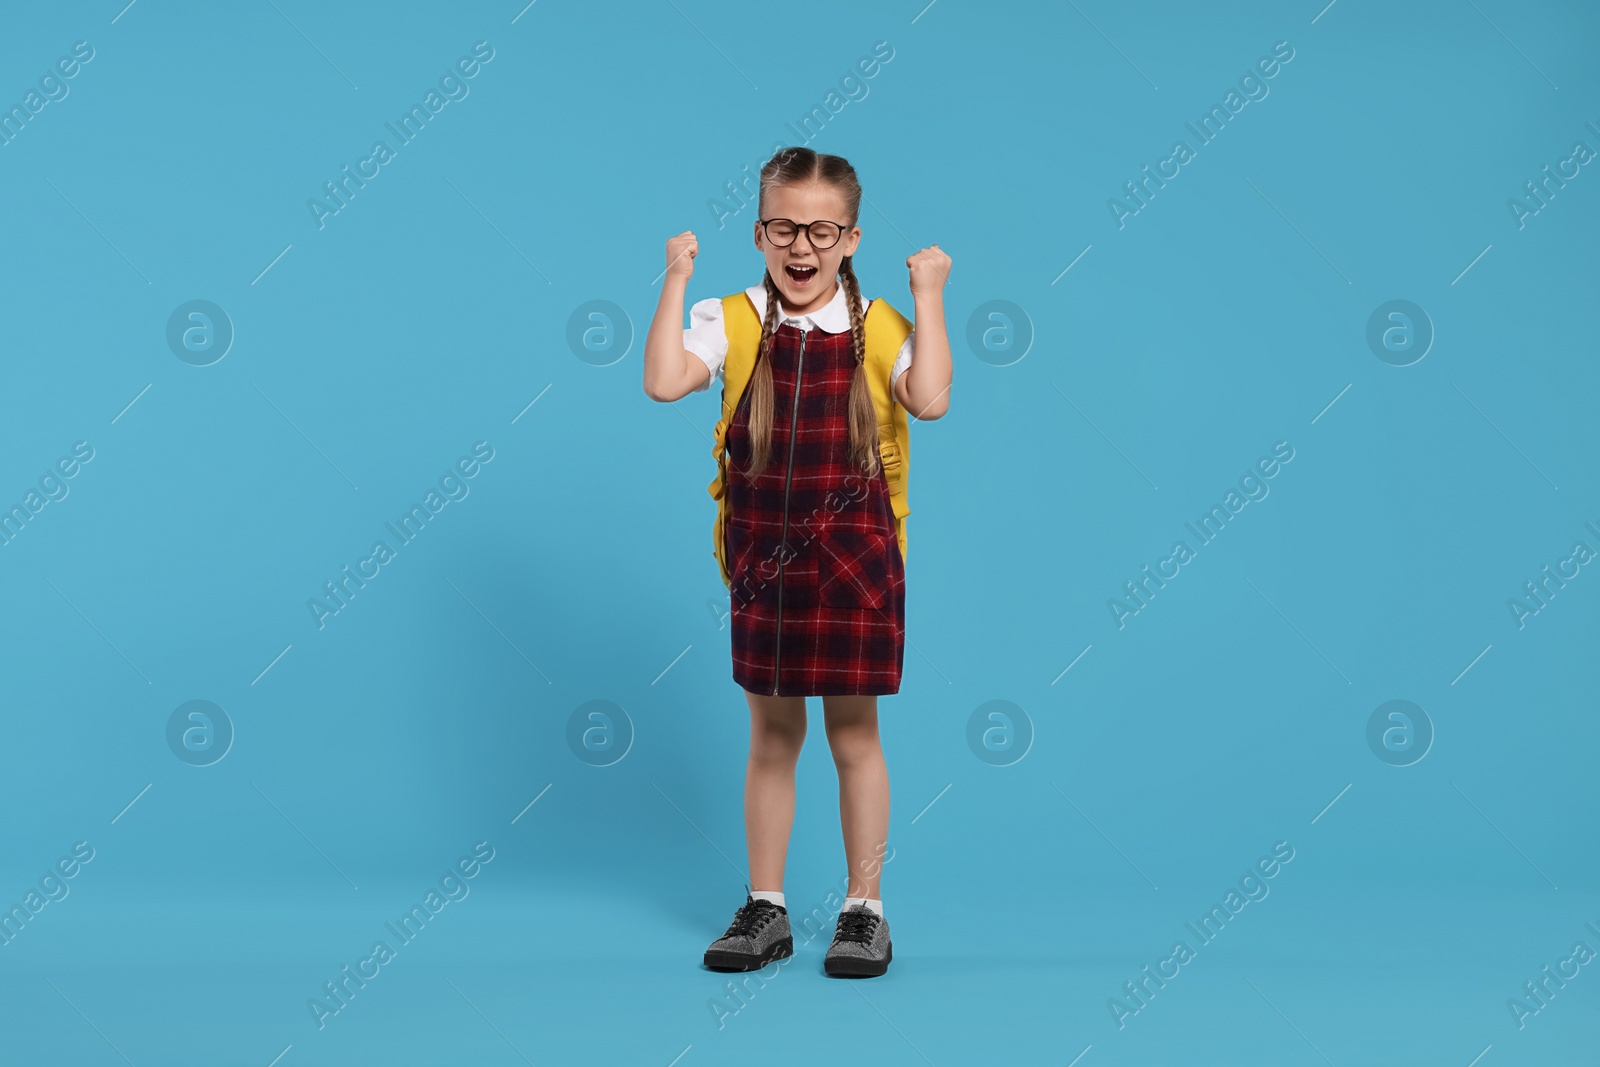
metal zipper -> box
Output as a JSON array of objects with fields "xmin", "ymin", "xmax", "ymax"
[{"xmin": 772, "ymin": 324, "xmax": 807, "ymax": 696}]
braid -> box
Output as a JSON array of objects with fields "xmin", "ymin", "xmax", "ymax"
[
  {"xmin": 839, "ymin": 257, "xmax": 880, "ymax": 478},
  {"xmin": 745, "ymin": 147, "xmax": 876, "ymax": 480},
  {"xmin": 741, "ymin": 270, "xmax": 782, "ymax": 480},
  {"xmin": 840, "ymin": 256, "xmax": 867, "ymax": 367}
]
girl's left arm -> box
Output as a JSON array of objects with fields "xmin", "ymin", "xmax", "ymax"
[{"xmin": 896, "ymin": 244, "xmax": 953, "ymax": 420}]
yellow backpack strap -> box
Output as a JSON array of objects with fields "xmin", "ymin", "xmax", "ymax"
[
  {"xmin": 862, "ymin": 298, "xmax": 914, "ymax": 567},
  {"xmin": 706, "ymin": 291, "xmax": 763, "ymax": 587}
]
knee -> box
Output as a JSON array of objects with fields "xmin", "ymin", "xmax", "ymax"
[
  {"xmin": 825, "ymin": 720, "xmax": 881, "ymax": 770},
  {"xmin": 750, "ymin": 718, "xmax": 806, "ymax": 765}
]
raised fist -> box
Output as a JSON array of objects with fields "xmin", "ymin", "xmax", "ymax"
[
  {"xmin": 665, "ymin": 230, "xmax": 698, "ymax": 283},
  {"xmin": 907, "ymin": 244, "xmax": 951, "ymax": 297}
]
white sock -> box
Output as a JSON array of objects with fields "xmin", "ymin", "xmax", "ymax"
[
  {"xmin": 843, "ymin": 895, "xmax": 883, "ymax": 918},
  {"xmin": 751, "ymin": 889, "xmax": 786, "ymax": 908}
]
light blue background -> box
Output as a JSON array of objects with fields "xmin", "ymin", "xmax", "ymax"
[{"xmin": 1, "ymin": 1, "xmax": 1596, "ymax": 1064}]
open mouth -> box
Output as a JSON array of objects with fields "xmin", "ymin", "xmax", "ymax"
[{"xmin": 784, "ymin": 264, "xmax": 818, "ymax": 286}]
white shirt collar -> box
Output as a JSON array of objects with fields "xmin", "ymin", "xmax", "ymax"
[{"xmin": 743, "ymin": 280, "xmax": 865, "ymax": 333}]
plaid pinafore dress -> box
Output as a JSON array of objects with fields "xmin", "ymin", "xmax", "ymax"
[{"xmin": 723, "ymin": 318, "xmax": 906, "ymax": 697}]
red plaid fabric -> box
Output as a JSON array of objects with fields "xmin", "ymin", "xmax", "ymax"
[{"xmin": 723, "ymin": 318, "xmax": 906, "ymax": 697}]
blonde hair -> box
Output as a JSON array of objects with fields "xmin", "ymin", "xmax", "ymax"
[{"xmin": 740, "ymin": 146, "xmax": 879, "ymax": 482}]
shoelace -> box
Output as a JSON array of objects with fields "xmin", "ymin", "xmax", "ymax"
[
  {"xmin": 832, "ymin": 907, "xmax": 880, "ymax": 946},
  {"xmin": 723, "ymin": 897, "xmax": 780, "ymax": 939}
]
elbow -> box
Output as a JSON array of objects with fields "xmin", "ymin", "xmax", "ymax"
[{"xmin": 897, "ymin": 379, "xmax": 949, "ymax": 421}]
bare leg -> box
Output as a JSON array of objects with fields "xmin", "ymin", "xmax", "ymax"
[
  {"xmin": 822, "ymin": 694, "xmax": 890, "ymax": 900},
  {"xmin": 743, "ymin": 690, "xmax": 807, "ymax": 892}
]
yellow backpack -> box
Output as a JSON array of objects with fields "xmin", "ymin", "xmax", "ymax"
[{"xmin": 707, "ymin": 289, "xmax": 913, "ymax": 588}]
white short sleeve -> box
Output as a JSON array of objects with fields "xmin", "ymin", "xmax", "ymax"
[
  {"xmin": 890, "ymin": 329, "xmax": 914, "ymax": 388},
  {"xmin": 684, "ymin": 293, "xmax": 914, "ymax": 394},
  {"xmin": 683, "ymin": 298, "xmax": 728, "ymax": 393}
]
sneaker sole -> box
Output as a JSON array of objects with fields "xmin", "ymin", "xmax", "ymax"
[
  {"xmin": 824, "ymin": 941, "xmax": 892, "ymax": 978},
  {"xmin": 703, "ymin": 936, "xmax": 793, "ymax": 972}
]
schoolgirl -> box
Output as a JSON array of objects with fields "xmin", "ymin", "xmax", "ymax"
[{"xmin": 643, "ymin": 147, "xmax": 952, "ymax": 976}]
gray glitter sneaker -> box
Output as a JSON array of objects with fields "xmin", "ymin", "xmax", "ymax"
[
  {"xmin": 823, "ymin": 903, "xmax": 891, "ymax": 977},
  {"xmin": 703, "ymin": 892, "xmax": 793, "ymax": 971}
]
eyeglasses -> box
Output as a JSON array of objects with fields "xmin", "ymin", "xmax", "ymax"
[{"xmin": 758, "ymin": 217, "xmax": 849, "ymax": 250}]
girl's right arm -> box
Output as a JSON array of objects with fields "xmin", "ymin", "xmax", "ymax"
[{"xmin": 642, "ymin": 230, "xmax": 711, "ymax": 402}]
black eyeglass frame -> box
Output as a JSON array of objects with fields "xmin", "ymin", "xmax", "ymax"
[{"xmin": 756, "ymin": 217, "xmax": 854, "ymax": 250}]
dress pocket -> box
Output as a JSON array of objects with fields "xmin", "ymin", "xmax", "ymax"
[
  {"xmin": 818, "ymin": 528, "xmax": 892, "ymax": 610},
  {"xmin": 728, "ymin": 524, "xmax": 819, "ymax": 610},
  {"xmin": 726, "ymin": 522, "xmax": 764, "ymax": 607}
]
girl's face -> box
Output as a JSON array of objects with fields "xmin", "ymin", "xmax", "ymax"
[{"xmin": 755, "ymin": 181, "xmax": 862, "ymax": 315}]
